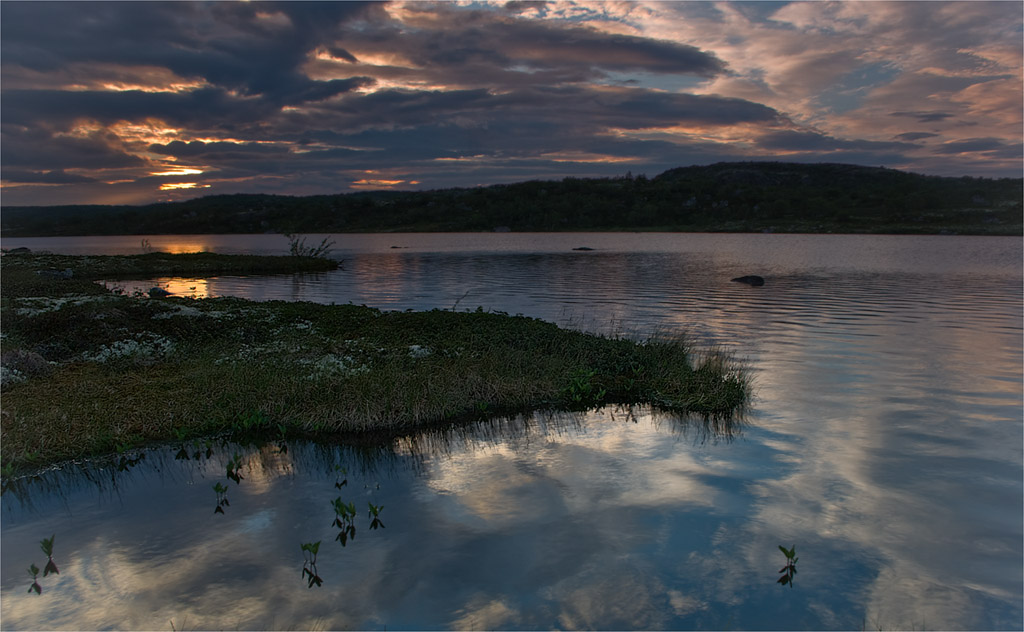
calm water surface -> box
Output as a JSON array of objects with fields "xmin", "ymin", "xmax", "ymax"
[{"xmin": 1, "ymin": 233, "xmax": 1021, "ymax": 630}]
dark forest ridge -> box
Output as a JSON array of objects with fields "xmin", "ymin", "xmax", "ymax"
[{"xmin": 3, "ymin": 162, "xmax": 1021, "ymax": 237}]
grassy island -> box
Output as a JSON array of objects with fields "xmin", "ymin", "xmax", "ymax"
[{"xmin": 0, "ymin": 252, "xmax": 749, "ymax": 474}]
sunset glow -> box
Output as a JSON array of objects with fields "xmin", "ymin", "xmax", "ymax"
[
  {"xmin": 159, "ymin": 183, "xmax": 210, "ymax": 191},
  {"xmin": 150, "ymin": 167, "xmax": 205, "ymax": 177},
  {"xmin": 0, "ymin": 1, "xmax": 1019, "ymax": 206}
]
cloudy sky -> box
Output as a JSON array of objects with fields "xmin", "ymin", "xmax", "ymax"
[{"xmin": 1, "ymin": 1, "xmax": 1021, "ymax": 206}]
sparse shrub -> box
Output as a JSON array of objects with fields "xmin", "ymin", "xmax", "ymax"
[{"xmin": 283, "ymin": 233, "xmax": 335, "ymax": 258}]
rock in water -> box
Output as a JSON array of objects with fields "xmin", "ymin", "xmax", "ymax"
[
  {"xmin": 731, "ymin": 275, "xmax": 765, "ymax": 286},
  {"xmin": 149, "ymin": 287, "xmax": 172, "ymax": 298}
]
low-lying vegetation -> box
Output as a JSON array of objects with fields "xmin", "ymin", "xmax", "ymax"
[{"xmin": 0, "ymin": 253, "xmax": 749, "ymax": 473}]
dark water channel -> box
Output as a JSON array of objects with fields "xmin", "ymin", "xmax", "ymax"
[{"xmin": 1, "ymin": 233, "xmax": 1021, "ymax": 630}]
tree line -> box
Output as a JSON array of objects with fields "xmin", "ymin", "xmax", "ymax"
[{"xmin": 3, "ymin": 161, "xmax": 1021, "ymax": 236}]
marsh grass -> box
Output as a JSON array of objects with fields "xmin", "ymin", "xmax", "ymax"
[{"xmin": 0, "ymin": 253, "xmax": 750, "ymax": 472}]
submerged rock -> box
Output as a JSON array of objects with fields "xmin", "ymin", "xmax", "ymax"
[
  {"xmin": 731, "ymin": 275, "xmax": 765, "ymax": 286},
  {"xmin": 572, "ymin": 247, "xmax": 595, "ymax": 251}
]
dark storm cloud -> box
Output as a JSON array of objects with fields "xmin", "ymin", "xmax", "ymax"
[
  {"xmin": 893, "ymin": 132, "xmax": 940, "ymax": 142},
  {"xmin": 933, "ymin": 137, "xmax": 1021, "ymax": 156},
  {"xmin": 2, "ymin": 88, "xmax": 269, "ymax": 129},
  {"xmin": 344, "ymin": 3, "xmax": 726, "ymax": 80},
  {"xmin": 0, "ymin": 125, "xmax": 144, "ymax": 171},
  {"xmin": 0, "ymin": 0, "xmax": 744, "ymax": 204},
  {"xmin": 890, "ymin": 111, "xmax": 956, "ymax": 123},
  {"xmin": 504, "ymin": 1, "xmax": 549, "ymax": 13},
  {"xmin": 0, "ymin": 2, "xmax": 373, "ymax": 84},
  {"xmin": 147, "ymin": 141, "xmax": 291, "ymax": 159},
  {"xmin": 1, "ymin": 169, "xmax": 97, "ymax": 184},
  {"xmin": 2, "ymin": 1, "xmax": 1018, "ymax": 206},
  {"xmin": 282, "ymin": 86, "xmax": 780, "ymax": 137},
  {"xmin": 757, "ymin": 130, "xmax": 914, "ymax": 153}
]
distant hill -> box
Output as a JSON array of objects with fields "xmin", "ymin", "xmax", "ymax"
[{"xmin": 2, "ymin": 162, "xmax": 1021, "ymax": 236}]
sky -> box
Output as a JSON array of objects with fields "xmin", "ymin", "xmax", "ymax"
[{"xmin": 1, "ymin": 0, "xmax": 1021, "ymax": 207}]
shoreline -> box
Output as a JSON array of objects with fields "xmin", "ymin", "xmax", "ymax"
[{"xmin": 0, "ymin": 253, "xmax": 750, "ymax": 474}]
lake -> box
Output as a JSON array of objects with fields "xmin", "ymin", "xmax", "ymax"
[{"xmin": 1, "ymin": 233, "xmax": 1021, "ymax": 630}]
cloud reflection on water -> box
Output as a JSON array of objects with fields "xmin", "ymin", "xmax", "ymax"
[{"xmin": 1, "ymin": 233, "xmax": 1020, "ymax": 630}]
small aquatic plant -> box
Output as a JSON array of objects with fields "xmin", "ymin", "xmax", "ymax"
[
  {"xmin": 333, "ymin": 465, "xmax": 348, "ymax": 490},
  {"xmin": 777, "ymin": 544, "xmax": 798, "ymax": 587},
  {"xmin": 27, "ymin": 563, "xmax": 41, "ymax": 595},
  {"xmin": 368, "ymin": 502, "xmax": 385, "ymax": 530},
  {"xmin": 331, "ymin": 497, "xmax": 358, "ymax": 545},
  {"xmin": 300, "ymin": 541, "xmax": 323, "ymax": 588},
  {"xmin": 226, "ymin": 453, "xmax": 244, "ymax": 484},
  {"xmin": 40, "ymin": 534, "xmax": 59, "ymax": 577},
  {"xmin": 26, "ymin": 534, "xmax": 58, "ymax": 594},
  {"xmin": 213, "ymin": 482, "xmax": 230, "ymax": 514}
]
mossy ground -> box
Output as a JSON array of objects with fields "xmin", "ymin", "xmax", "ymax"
[{"xmin": 0, "ymin": 253, "xmax": 749, "ymax": 473}]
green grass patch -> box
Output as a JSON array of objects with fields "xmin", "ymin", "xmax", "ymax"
[{"xmin": 0, "ymin": 253, "xmax": 750, "ymax": 472}]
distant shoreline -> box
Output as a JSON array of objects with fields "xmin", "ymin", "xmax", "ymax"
[{"xmin": 3, "ymin": 162, "xmax": 1021, "ymax": 237}]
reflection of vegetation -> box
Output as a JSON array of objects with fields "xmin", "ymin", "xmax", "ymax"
[
  {"xmin": 213, "ymin": 482, "xmax": 230, "ymax": 514},
  {"xmin": 333, "ymin": 465, "xmax": 348, "ymax": 490},
  {"xmin": 116, "ymin": 450, "xmax": 145, "ymax": 472},
  {"xmin": 777, "ymin": 545, "xmax": 798, "ymax": 588},
  {"xmin": 225, "ymin": 453, "xmax": 245, "ymax": 484},
  {"xmin": 1, "ymin": 255, "xmax": 749, "ymax": 472},
  {"xmin": 297, "ymin": 457, "xmax": 392, "ymax": 588},
  {"xmin": 27, "ymin": 534, "xmax": 59, "ymax": 594},
  {"xmin": 27, "ymin": 563, "xmax": 41, "ymax": 595},
  {"xmin": 368, "ymin": 502, "xmax": 385, "ymax": 530},
  {"xmin": 4, "ymin": 162, "xmax": 1020, "ymax": 236},
  {"xmin": 300, "ymin": 541, "xmax": 323, "ymax": 588},
  {"xmin": 331, "ymin": 497, "xmax": 358, "ymax": 546}
]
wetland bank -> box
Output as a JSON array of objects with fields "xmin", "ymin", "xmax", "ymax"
[{"xmin": 0, "ymin": 250, "xmax": 748, "ymax": 471}]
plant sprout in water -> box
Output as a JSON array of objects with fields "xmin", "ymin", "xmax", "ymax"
[
  {"xmin": 331, "ymin": 497, "xmax": 357, "ymax": 546},
  {"xmin": 213, "ymin": 482, "xmax": 230, "ymax": 514},
  {"xmin": 333, "ymin": 465, "xmax": 348, "ymax": 490},
  {"xmin": 368, "ymin": 502, "xmax": 385, "ymax": 530},
  {"xmin": 300, "ymin": 541, "xmax": 323, "ymax": 588},
  {"xmin": 26, "ymin": 534, "xmax": 59, "ymax": 594},
  {"xmin": 774, "ymin": 540, "xmax": 798, "ymax": 585},
  {"xmin": 40, "ymin": 534, "xmax": 59, "ymax": 577},
  {"xmin": 27, "ymin": 563, "xmax": 41, "ymax": 595},
  {"xmin": 226, "ymin": 453, "xmax": 244, "ymax": 484}
]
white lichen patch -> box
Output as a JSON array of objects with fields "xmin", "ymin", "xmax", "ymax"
[
  {"xmin": 84, "ymin": 333, "xmax": 175, "ymax": 363},
  {"xmin": 12, "ymin": 294, "xmax": 121, "ymax": 316},
  {"xmin": 1, "ymin": 366, "xmax": 26, "ymax": 387},
  {"xmin": 214, "ymin": 340, "xmax": 296, "ymax": 364},
  {"xmin": 408, "ymin": 345, "xmax": 432, "ymax": 359},
  {"xmin": 299, "ymin": 354, "xmax": 369, "ymax": 379},
  {"xmin": 151, "ymin": 304, "xmax": 205, "ymax": 319}
]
